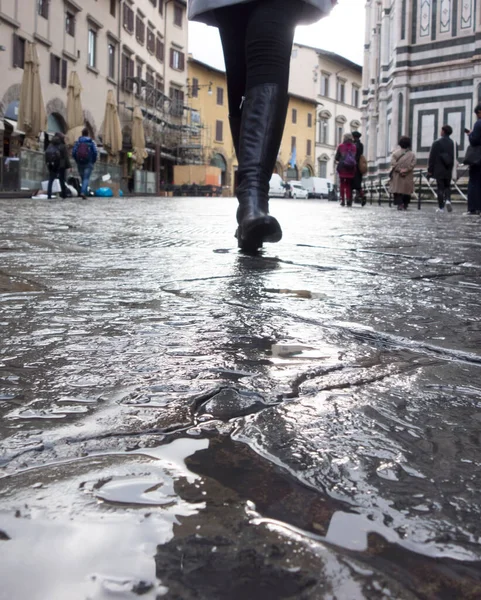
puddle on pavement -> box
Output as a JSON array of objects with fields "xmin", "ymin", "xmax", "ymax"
[{"xmin": 0, "ymin": 437, "xmax": 208, "ymax": 600}]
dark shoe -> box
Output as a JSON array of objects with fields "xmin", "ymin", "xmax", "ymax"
[
  {"xmin": 347, "ymin": 200, "xmax": 353, "ymax": 207},
  {"xmin": 235, "ymin": 84, "xmax": 286, "ymax": 251},
  {"xmin": 340, "ymin": 201, "xmax": 345, "ymax": 206}
]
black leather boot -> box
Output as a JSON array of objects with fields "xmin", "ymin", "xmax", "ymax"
[{"xmin": 235, "ymin": 83, "xmax": 288, "ymax": 252}]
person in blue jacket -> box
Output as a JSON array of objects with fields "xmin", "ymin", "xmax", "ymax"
[
  {"xmin": 72, "ymin": 128, "xmax": 98, "ymax": 199},
  {"xmin": 189, "ymin": 0, "xmax": 337, "ymax": 251}
]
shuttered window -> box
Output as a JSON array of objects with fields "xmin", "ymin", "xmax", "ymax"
[
  {"xmin": 12, "ymin": 34, "xmax": 25, "ymax": 69},
  {"xmin": 136, "ymin": 16, "xmax": 145, "ymax": 45},
  {"xmin": 192, "ymin": 78, "xmax": 199, "ymax": 98},
  {"xmin": 110, "ymin": 0, "xmax": 116, "ymax": 17},
  {"xmin": 122, "ymin": 53, "xmax": 135, "ymax": 91},
  {"xmin": 156, "ymin": 37, "xmax": 164, "ymax": 62},
  {"xmin": 147, "ymin": 29, "xmax": 155, "ymax": 54},
  {"xmin": 158, "ymin": 0, "xmax": 163, "ymax": 15},
  {"xmin": 169, "ymin": 48, "xmax": 184, "ymax": 71},
  {"xmin": 307, "ymin": 140, "xmax": 312, "ymax": 156},
  {"xmin": 292, "ymin": 109, "xmax": 297, "ymax": 124},
  {"xmin": 215, "ymin": 120, "xmax": 223, "ymax": 142},
  {"xmin": 307, "ymin": 113, "xmax": 312, "ymax": 128},
  {"xmin": 38, "ymin": 0, "xmax": 49, "ymax": 19},
  {"xmin": 170, "ymin": 87, "xmax": 185, "ymax": 117},
  {"xmin": 65, "ymin": 12, "xmax": 75, "ymax": 36},
  {"xmin": 50, "ymin": 54, "xmax": 67, "ymax": 88},
  {"xmin": 216, "ymin": 87, "xmax": 224, "ymax": 106},
  {"xmin": 123, "ymin": 4, "xmax": 134, "ymax": 33},
  {"xmin": 174, "ymin": 4, "xmax": 183, "ymax": 26}
]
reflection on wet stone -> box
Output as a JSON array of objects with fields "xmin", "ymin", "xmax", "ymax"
[{"xmin": 2, "ymin": 197, "xmax": 481, "ymax": 598}]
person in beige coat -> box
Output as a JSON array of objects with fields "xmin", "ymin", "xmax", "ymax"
[{"xmin": 390, "ymin": 136, "xmax": 417, "ymax": 210}]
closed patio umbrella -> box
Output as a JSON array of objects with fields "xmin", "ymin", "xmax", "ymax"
[
  {"xmin": 132, "ymin": 105, "xmax": 148, "ymax": 169},
  {"xmin": 102, "ymin": 90, "xmax": 122, "ymax": 163},
  {"xmin": 66, "ymin": 71, "xmax": 84, "ymax": 146},
  {"xmin": 17, "ymin": 42, "xmax": 46, "ymax": 150}
]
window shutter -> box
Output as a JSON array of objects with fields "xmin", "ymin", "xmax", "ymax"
[
  {"xmin": 159, "ymin": 0, "xmax": 163, "ymax": 15},
  {"xmin": 179, "ymin": 52, "xmax": 185, "ymax": 71},
  {"xmin": 169, "ymin": 48, "xmax": 174, "ymax": 68},
  {"xmin": 123, "ymin": 3, "xmax": 128, "ymax": 28},
  {"xmin": 12, "ymin": 33, "xmax": 19, "ymax": 67},
  {"xmin": 50, "ymin": 53, "xmax": 55, "ymax": 83},
  {"xmin": 129, "ymin": 8, "xmax": 134, "ymax": 32},
  {"xmin": 216, "ymin": 120, "xmax": 223, "ymax": 142},
  {"xmin": 61, "ymin": 59, "xmax": 67, "ymax": 88}
]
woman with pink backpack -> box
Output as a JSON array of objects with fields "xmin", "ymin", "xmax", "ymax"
[{"xmin": 335, "ymin": 132, "xmax": 357, "ymax": 206}]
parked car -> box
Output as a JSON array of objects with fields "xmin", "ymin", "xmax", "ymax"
[
  {"xmin": 269, "ymin": 173, "xmax": 288, "ymax": 198},
  {"xmin": 287, "ymin": 181, "xmax": 309, "ymax": 199},
  {"xmin": 301, "ymin": 177, "xmax": 333, "ymax": 199}
]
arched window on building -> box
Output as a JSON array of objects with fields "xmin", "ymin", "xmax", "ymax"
[
  {"xmin": 210, "ymin": 152, "xmax": 227, "ymax": 186},
  {"xmin": 318, "ymin": 154, "xmax": 329, "ymax": 178},
  {"xmin": 301, "ymin": 165, "xmax": 313, "ymax": 179},
  {"xmin": 286, "ymin": 165, "xmax": 298, "ymax": 180},
  {"xmin": 350, "ymin": 119, "xmax": 361, "ymax": 132},
  {"xmin": 47, "ymin": 112, "xmax": 67, "ymax": 135},
  {"xmin": 336, "ymin": 115, "xmax": 347, "ymax": 145},
  {"xmin": 318, "ymin": 110, "xmax": 331, "ymax": 145}
]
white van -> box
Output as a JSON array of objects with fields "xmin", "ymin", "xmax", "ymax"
[
  {"xmin": 269, "ymin": 173, "xmax": 287, "ymax": 198},
  {"xmin": 301, "ymin": 177, "xmax": 333, "ymax": 199}
]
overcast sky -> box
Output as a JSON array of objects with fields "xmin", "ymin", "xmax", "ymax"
[{"xmin": 188, "ymin": 0, "xmax": 365, "ymax": 70}]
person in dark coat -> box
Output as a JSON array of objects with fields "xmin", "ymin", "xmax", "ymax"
[
  {"xmin": 351, "ymin": 131, "xmax": 366, "ymax": 206},
  {"xmin": 45, "ymin": 132, "xmax": 71, "ymax": 200},
  {"xmin": 428, "ymin": 124, "xmax": 455, "ymax": 212},
  {"xmin": 188, "ymin": 0, "xmax": 337, "ymax": 251},
  {"xmin": 466, "ymin": 104, "xmax": 481, "ymax": 215}
]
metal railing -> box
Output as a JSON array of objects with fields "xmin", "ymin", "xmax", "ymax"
[{"xmin": 363, "ymin": 169, "xmax": 469, "ymax": 209}]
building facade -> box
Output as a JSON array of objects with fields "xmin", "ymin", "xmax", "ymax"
[
  {"xmin": 362, "ymin": 0, "xmax": 481, "ymax": 176},
  {"xmin": 0, "ymin": 0, "xmax": 188, "ymax": 182},
  {"xmin": 276, "ymin": 93, "xmax": 318, "ymax": 180},
  {"xmin": 289, "ymin": 43, "xmax": 363, "ymax": 182},
  {"xmin": 187, "ymin": 57, "xmax": 236, "ymax": 190}
]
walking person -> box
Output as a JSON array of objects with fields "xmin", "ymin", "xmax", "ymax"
[
  {"xmin": 352, "ymin": 131, "xmax": 367, "ymax": 206},
  {"xmin": 428, "ymin": 125, "xmax": 455, "ymax": 213},
  {"xmin": 465, "ymin": 104, "xmax": 481, "ymax": 215},
  {"xmin": 390, "ymin": 136, "xmax": 417, "ymax": 210},
  {"xmin": 45, "ymin": 132, "xmax": 70, "ymax": 200},
  {"xmin": 72, "ymin": 128, "xmax": 98, "ymax": 199},
  {"xmin": 335, "ymin": 132, "xmax": 357, "ymax": 207},
  {"xmin": 188, "ymin": 0, "xmax": 337, "ymax": 251}
]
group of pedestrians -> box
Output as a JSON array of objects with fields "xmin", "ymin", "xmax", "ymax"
[{"xmin": 45, "ymin": 128, "xmax": 98, "ymax": 200}]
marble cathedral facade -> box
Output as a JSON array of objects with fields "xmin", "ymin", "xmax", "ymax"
[{"xmin": 362, "ymin": 0, "xmax": 481, "ymax": 175}]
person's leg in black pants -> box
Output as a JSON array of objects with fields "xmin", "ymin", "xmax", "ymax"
[
  {"xmin": 436, "ymin": 178, "xmax": 445, "ymax": 209},
  {"xmin": 467, "ymin": 167, "xmax": 481, "ymax": 213},
  {"xmin": 58, "ymin": 167, "xmax": 68, "ymax": 199},
  {"xmin": 47, "ymin": 167, "xmax": 57, "ymax": 199},
  {"xmin": 215, "ymin": 0, "xmax": 301, "ymax": 251}
]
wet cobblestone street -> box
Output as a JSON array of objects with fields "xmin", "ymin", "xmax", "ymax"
[{"xmin": 1, "ymin": 196, "xmax": 481, "ymax": 599}]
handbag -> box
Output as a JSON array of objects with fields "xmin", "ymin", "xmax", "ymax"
[
  {"xmin": 359, "ymin": 154, "xmax": 368, "ymax": 175},
  {"xmin": 463, "ymin": 144, "xmax": 481, "ymax": 167}
]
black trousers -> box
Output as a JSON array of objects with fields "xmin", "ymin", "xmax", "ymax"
[
  {"xmin": 215, "ymin": 0, "xmax": 300, "ymax": 122},
  {"xmin": 468, "ymin": 167, "xmax": 481, "ymax": 213},
  {"xmin": 436, "ymin": 178, "xmax": 451, "ymax": 208},
  {"xmin": 47, "ymin": 167, "xmax": 67, "ymax": 199}
]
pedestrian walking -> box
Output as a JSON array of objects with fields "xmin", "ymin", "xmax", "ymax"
[
  {"xmin": 188, "ymin": 0, "xmax": 337, "ymax": 251},
  {"xmin": 390, "ymin": 136, "xmax": 417, "ymax": 211},
  {"xmin": 428, "ymin": 125, "xmax": 455, "ymax": 213},
  {"xmin": 72, "ymin": 127, "xmax": 98, "ymax": 199},
  {"xmin": 335, "ymin": 132, "xmax": 357, "ymax": 206},
  {"xmin": 352, "ymin": 131, "xmax": 367, "ymax": 206},
  {"xmin": 464, "ymin": 104, "xmax": 481, "ymax": 215},
  {"xmin": 45, "ymin": 132, "xmax": 70, "ymax": 200}
]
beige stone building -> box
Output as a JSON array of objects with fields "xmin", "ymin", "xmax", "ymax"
[
  {"xmin": 289, "ymin": 43, "xmax": 363, "ymax": 183},
  {"xmin": 187, "ymin": 57, "xmax": 236, "ymax": 191},
  {"xmin": 0, "ymin": 0, "xmax": 188, "ymax": 185}
]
